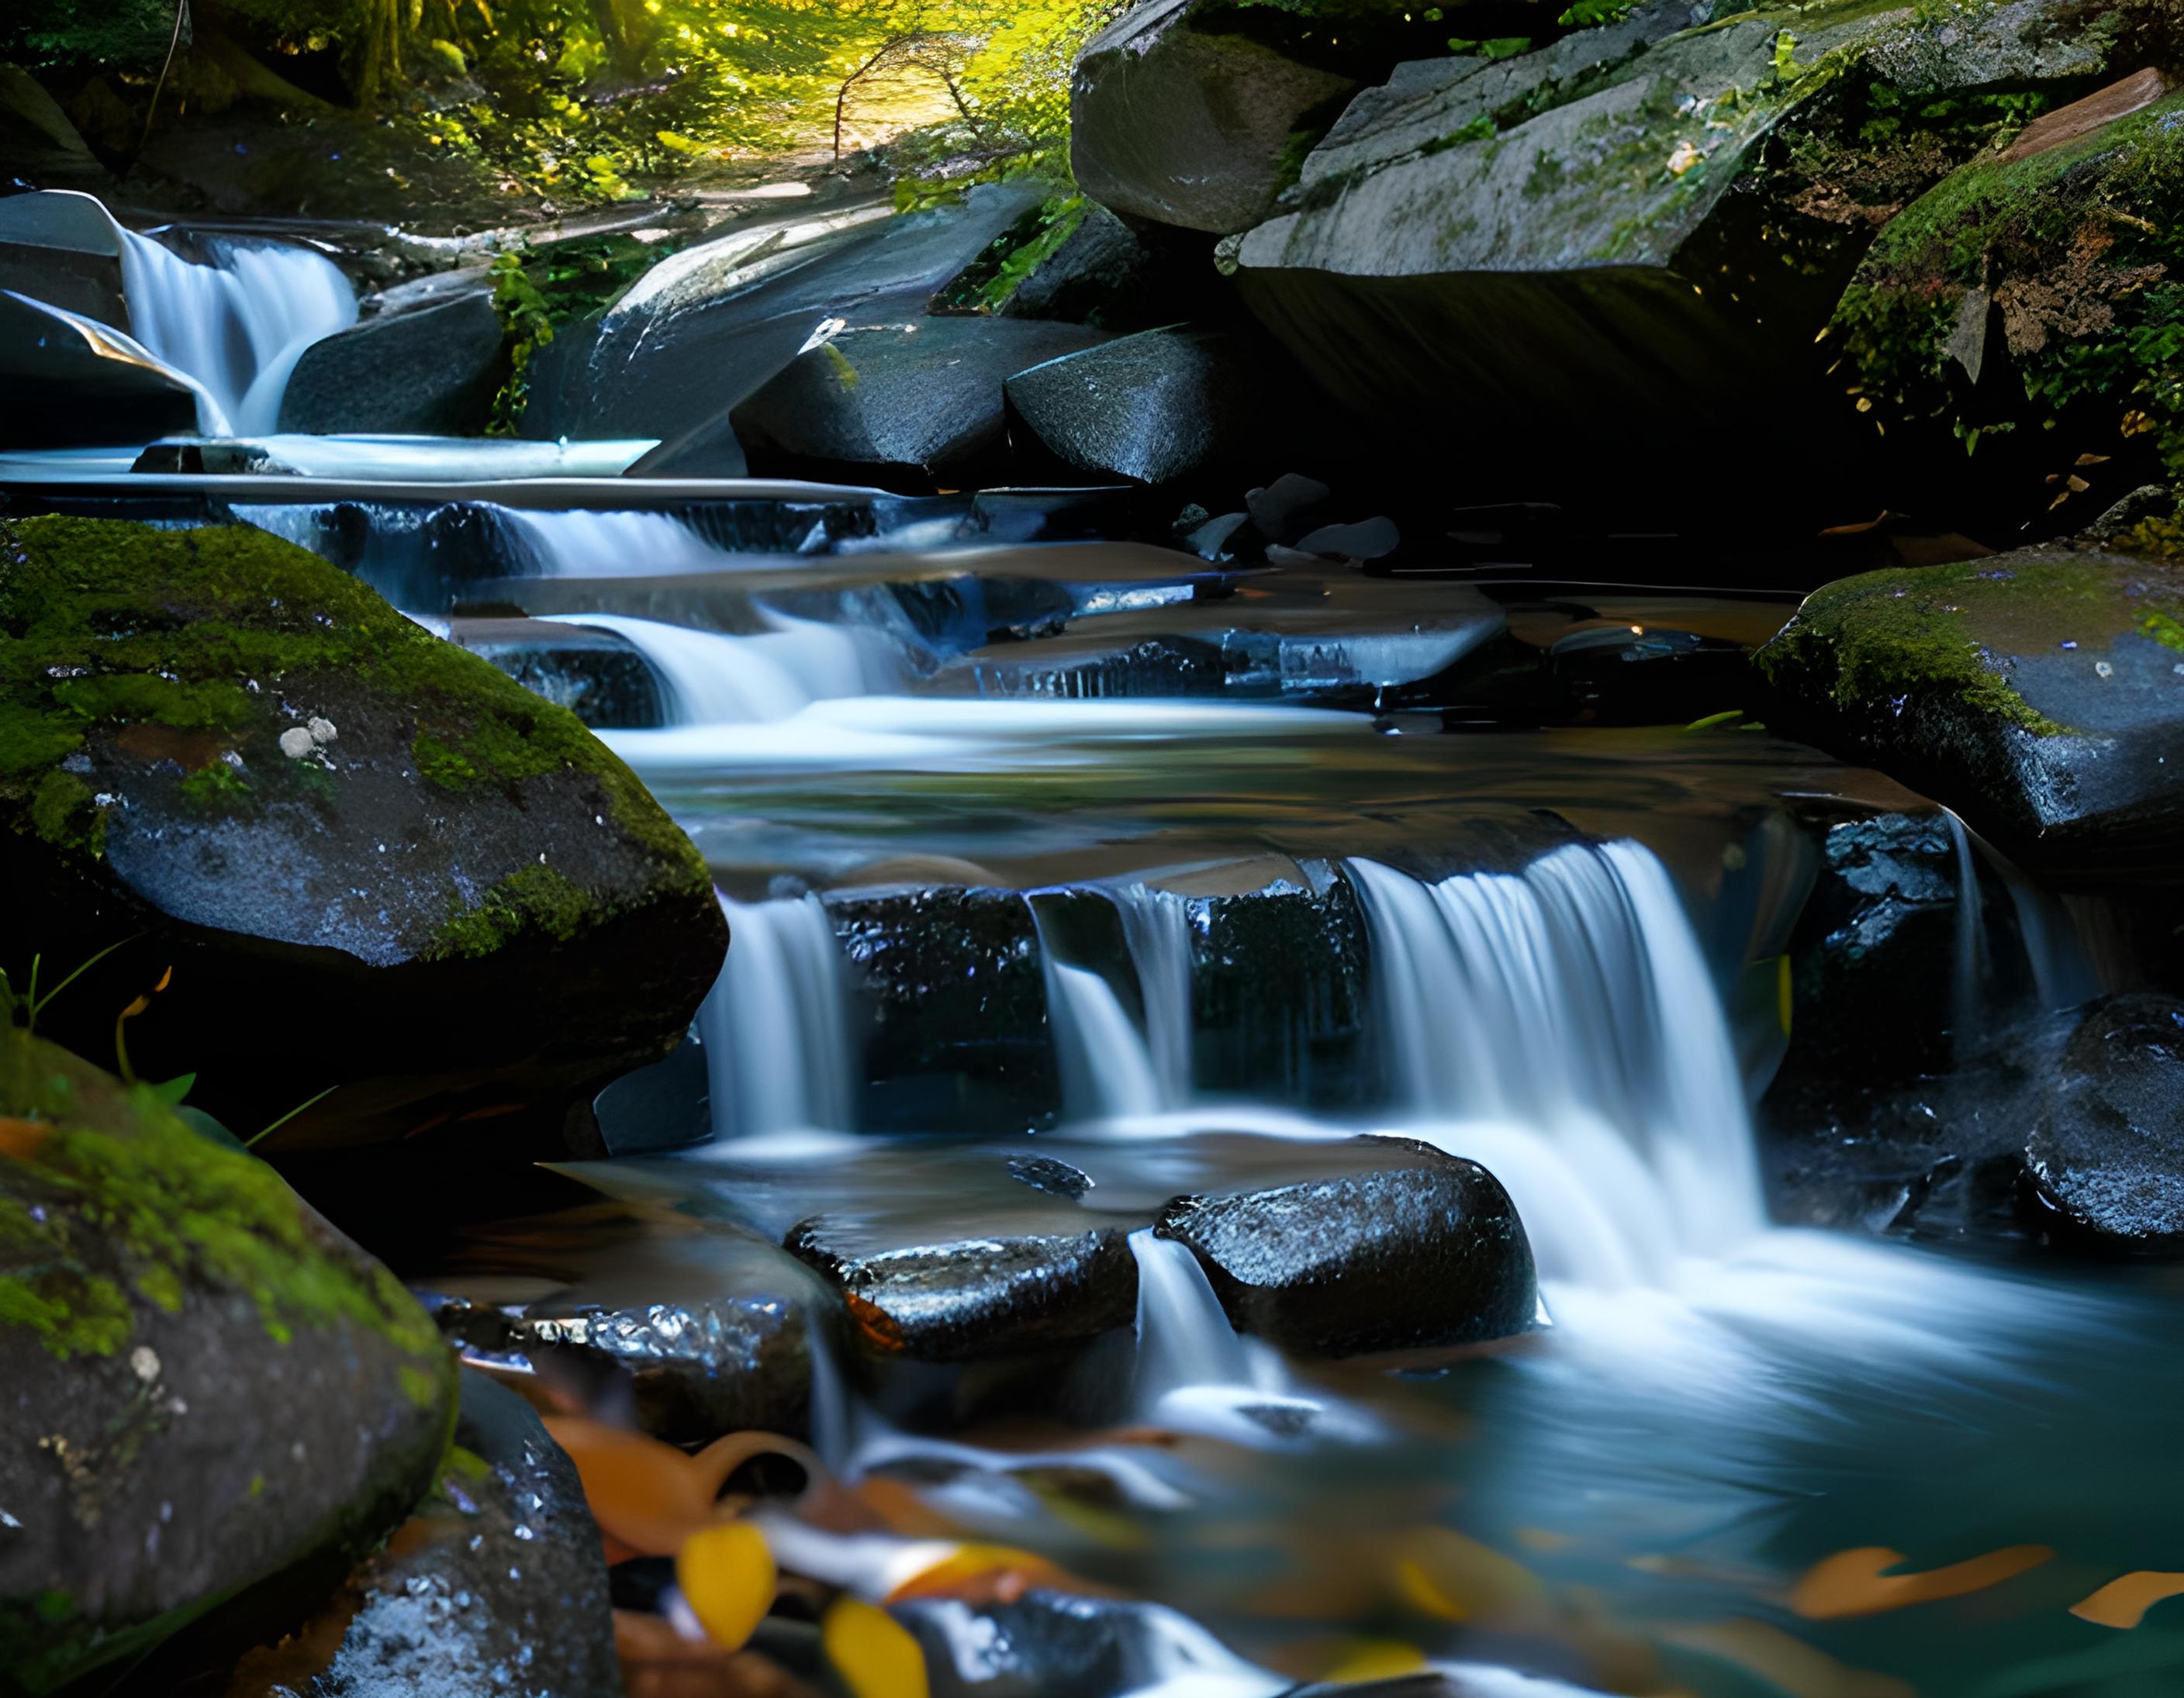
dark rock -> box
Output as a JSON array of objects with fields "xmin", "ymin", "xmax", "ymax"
[
  {"xmin": 278, "ymin": 292, "xmax": 506, "ymax": 437},
  {"xmin": 1003, "ymin": 325, "xmax": 1313, "ymax": 486},
  {"xmin": 0, "ymin": 187, "xmax": 127, "ymax": 327},
  {"xmin": 1293, "ymin": 516, "xmax": 1399, "ymax": 561},
  {"xmin": 1245, "ymin": 473, "xmax": 1332, "ymax": 544},
  {"xmin": 0, "ymin": 67, "xmax": 107, "ymax": 192},
  {"xmin": 998, "ymin": 200, "xmax": 1162, "ymax": 329},
  {"xmin": 1009, "ymin": 1155, "xmax": 1093, "ymax": 1201},
  {"xmin": 786, "ymin": 1215, "xmax": 1136, "ymax": 1365},
  {"xmin": 900, "ymin": 1589, "xmax": 1261, "ymax": 1698},
  {"xmin": 1543, "ymin": 622, "xmax": 1754, "ymax": 726},
  {"xmin": 1071, "ymin": 0, "xmax": 1357, "ymax": 234},
  {"xmin": 1156, "ymin": 1135, "xmax": 1537, "ymax": 1356},
  {"xmin": 591, "ymin": 1030, "xmax": 712, "ymax": 1155},
  {"xmin": 219, "ymin": 1372, "xmax": 620, "ymax": 1698},
  {"xmin": 444, "ymin": 616, "xmax": 668, "ymax": 730},
  {"xmin": 1192, "ymin": 868, "xmax": 1374, "ymax": 1110},
  {"xmin": 0, "ymin": 288, "xmax": 198, "ymax": 448},
  {"xmin": 0, "ymin": 516, "xmax": 726, "ymax": 1147},
  {"xmin": 731, "ymin": 314, "xmax": 1109, "ymax": 488},
  {"xmin": 2025, "ymin": 994, "xmax": 2184, "ymax": 1253},
  {"xmin": 0, "ymin": 1031, "xmax": 457, "ymax": 1696},
  {"xmin": 1755, "ymin": 547, "xmax": 2184, "ymax": 879},
  {"xmin": 528, "ymin": 181, "xmax": 1049, "ymax": 475},
  {"xmin": 1287, "ymin": 1672, "xmax": 1611, "ymax": 1697}
]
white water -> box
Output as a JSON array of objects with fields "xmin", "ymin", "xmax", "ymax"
[
  {"xmin": 1044, "ymin": 961, "xmax": 1167, "ymax": 1122},
  {"xmin": 697, "ymin": 893, "xmax": 855, "ymax": 1139},
  {"xmin": 1127, "ymin": 1230, "xmax": 1313, "ymax": 1445},
  {"xmin": 502, "ymin": 508, "xmax": 738, "ymax": 578},
  {"xmin": 549, "ymin": 611, "xmax": 897, "ymax": 726},
  {"xmin": 116, "ymin": 227, "xmax": 355, "ymax": 435},
  {"xmin": 1944, "ymin": 807, "xmax": 1989, "ymax": 1053},
  {"xmin": 1114, "ymin": 885, "xmax": 1195, "ymax": 1105}
]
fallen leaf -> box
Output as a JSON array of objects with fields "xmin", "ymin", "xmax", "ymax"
[
  {"xmin": 1791, "ymin": 1544, "xmax": 2052, "ymax": 1620},
  {"xmin": 2070, "ymin": 1571, "xmax": 2184, "ymax": 1629},
  {"xmin": 678, "ymin": 1521, "xmax": 776, "ymax": 1651},
  {"xmin": 824, "ymin": 1596, "xmax": 928, "ymax": 1698}
]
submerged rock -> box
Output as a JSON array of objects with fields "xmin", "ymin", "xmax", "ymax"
[
  {"xmin": 1156, "ymin": 1136, "xmax": 1536, "ymax": 1356},
  {"xmin": 2025, "ymin": 994, "xmax": 2184, "ymax": 1254},
  {"xmin": 1755, "ymin": 546, "xmax": 2184, "ymax": 877},
  {"xmin": 221, "ymin": 1372, "xmax": 620, "ymax": 1698},
  {"xmin": 0, "ymin": 516, "xmax": 726, "ymax": 1144},
  {"xmin": 278, "ymin": 291, "xmax": 506, "ymax": 437},
  {"xmin": 0, "ymin": 1030, "xmax": 456, "ymax": 1696},
  {"xmin": 731, "ymin": 313, "xmax": 1109, "ymax": 487},
  {"xmin": 0, "ymin": 289, "xmax": 198, "ymax": 449}
]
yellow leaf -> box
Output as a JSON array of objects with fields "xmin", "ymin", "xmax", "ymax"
[
  {"xmin": 676, "ymin": 1521, "xmax": 776, "ymax": 1651},
  {"xmin": 1790, "ymin": 1544, "xmax": 2051, "ymax": 1620},
  {"xmin": 1392, "ymin": 1527, "xmax": 1544, "ymax": 1624},
  {"xmin": 824, "ymin": 1596, "xmax": 928, "ymax": 1698},
  {"xmin": 1318, "ymin": 1638, "xmax": 1429, "ymax": 1682},
  {"xmin": 2071, "ymin": 1571, "xmax": 2184, "ymax": 1629}
]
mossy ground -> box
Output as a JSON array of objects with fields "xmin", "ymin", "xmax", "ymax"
[{"xmin": 0, "ymin": 515, "xmax": 710, "ymax": 956}]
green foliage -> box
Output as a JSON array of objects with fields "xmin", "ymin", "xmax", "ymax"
[
  {"xmin": 1448, "ymin": 36, "xmax": 1533, "ymax": 60},
  {"xmin": 0, "ymin": 0, "xmax": 178, "ymax": 70},
  {"xmin": 932, "ymin": 192, "xmax": 1087, "ymax": 312},
  {"xmin": 1558, "ymin": 0, "xmax": 1638, "ymax": 23},
  {"xmin": 486, "ymin": 231, "xmax": 677, "ymax": 433}
]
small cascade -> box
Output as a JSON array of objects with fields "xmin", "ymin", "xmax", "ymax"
[
  {"xmin": 1043, "ymin": 961, "xmax": 1166, "ymax": 1121},
  {"xmin": 1128, "ymin": 1230, "xmax": 1308, "ymax": 1444},
  {"xmin": 1942, "ymin": 808, "xmax": 1989, "ymax": 1054},
  {"xmin": 1347, "ymin": 841, "xmax": 1763, "ymax": 1289},
  {"xmin": 116, "ymin": 227, "xmax": 355, "ymax": 435},
  {"xmin": 1112, "ymin": 885, "xmax": 1195, "ymax": 1105},
  {"xmin": 501, "ymin": 508, "xmax": 733, "ymax": 578},
  {"xmin": 698, "ymin": 893, "xmax": 856, "ymax": 1139},
  {"xmin": 551, "ymin": 612, "xmax": 898, "ymax": 724}
]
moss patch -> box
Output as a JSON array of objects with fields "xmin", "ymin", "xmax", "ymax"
[{"xmin": 430, "ymin": 865, "xmax": 594, "ymax": 961}]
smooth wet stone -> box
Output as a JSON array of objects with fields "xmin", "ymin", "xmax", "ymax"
[
  {"xmin": 0, "ymin": 516, "xmax": 726, "ymax": 1144},
  {"xmin": 278, "ymin": 291, "xmax": 506, "ymax": 436},
  {"xmin": 731, "ymin": 314, "xmax": 1109, "ymax": 487},
  {"xmin": 786, "ymin": 1215, "xmax": 1136, "ymax": 1365},
  {"xmin": 444, "ymin": 616, "xmax": 668, "ymax": 730},
  {"xmin": 1756, "ymin": 545, "xmax": 2184, "ymax": 878},
  {"xmin": 0, "ymin": 187, "xmax": 127, "ymax": 327},
  {"xmin": 220, "ymin": 1372, "xmax": 620, "ymax": 1698},
  {"xmin": 1193, "ymin": 869, "xmax": 1373, "ymax": 1110},
  {"xmin": 898, "ymin": 1589, "xmax": 1267, "ymax": 1697},
  {"xmin": 2025, "ymin": 994, "xmax": 2184, "ymax": 1254},
  {"xmin": 0, "ymin": 1031, "xmax": 456, "ymax": 1696},
  {"xmin": 0, "ymin": 289, "xmax": 199, "ymax": 449},
  {"xmin": 1070, "ymin": 0, "xmax": 1358, "ymax": 234},
  {"xmin": 1155, "ymin": 1136, "xmax": 1536, "ymax": 1356}
]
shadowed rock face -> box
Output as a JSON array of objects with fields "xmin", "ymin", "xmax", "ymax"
[
  {"xmin": 0, "ymin": 516, "xmax": 726, "ymax": 1143},
  {"xmin": 1756, "ymin": 545, "xmax": 2184, "ymax": 879},
  {"xmin": 2025, "ymin": 994, "xmax": 2184, "ymax": 1254},
  {"xmin": 0, "ymin": 1033, "xmax": 457, "ymax": 1698},
  {"xmin": 278, "ymin": 292, "xmax": 506, "ymax": 437},
  {"xmin": 0, "ymin": 188, "xmax": 128, "ymax": 328},
  {"xmin": 221, "ymin": 1373, "xmax": 621, "ymax": 1698},
  {"xmin": 0, "ymin": 291, "xmax": 198, "ymax": 449},
  {"xmin": 1156, "ymin": 1135, "xmax": 1537, "ymax": 1356}
]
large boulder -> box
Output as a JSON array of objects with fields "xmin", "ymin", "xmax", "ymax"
[
  {"xmin": 0, "ymin": 516, "xmax": 727, "ymax": 1144},
  {"xmin": 2023, "ymin": 994, "xmax": 2184, "ymax": 1254},
  {"xmin": 220, "ymin": 1372, "xmax": 621, "ymax": 1698},
  {"xmin": 0, "ymin": 289, "xmax": 198, "ymax": 448},
  {"xmin": 1755, "ymin": 544, "xmax": 2184, "ymax": 878},
  {"xmin": 1831, "ymin": 73, "xmax": 2184, "ymax": 527},
  {"xmin": 0, "ymin": 1030, "xmax": 458, "ymax": 1696},
  {"xmin": 730, "ymin": 314, "xmax": 1109, "ymax": 488},
  {"xmin": 0, "ymin": 188, "xmax": 127, "ymax": 327},
  {"xmin": 1070, "ymin": 0, "xmax": 1360, "ymax": 234},
  {"xmin": 277, "ymin": 291, "xmax": 506, "ymax": 437},
  {"xmin": 1155, "ymin": 1136, "xmax": 1536, "ymax": 1356},
  {"xmin": 1232, "ymin": 0, "xmax": 2175, "ymax": 498},
  {"xmin": 999, "ymin": 200, "xmax": 1164, "ymax": 330}
]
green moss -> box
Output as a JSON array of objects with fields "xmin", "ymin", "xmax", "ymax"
[
  {"xmin": 178, "ymin": 760, "xmax": 251, "ymax": 815},
  {"xmin": 428, "ymin": 864, "xmax": 595, "ymax": 961}
]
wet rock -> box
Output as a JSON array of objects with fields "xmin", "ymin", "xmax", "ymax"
[
  {"xmin": 1292, "ymin": 516, "xmax": 1399, "ymax": 563},
  {"xmin": 786, "ymin": 1215, "xmax": 1136, "ymax": 1365},
  {"xmin": 0, "ymin": 67, "xmax": 107, "ymax": 192},
  {"xmin": 1233, "ymin": 0, "xmax": 2165, "ymax": 499},
  {"xmin": 527, "ymin": 181, "xmax": 1048, "ymax": 476},
  {"xmin": 0, "ymin": 516, "xmax": 726, "ymax": 1146},
  {"xmin": 1003, "ymin": 326, "xmax": 1315, "ymax": 487},
  {"xmin": 731, "ymin": 314, "xmax": 1109, "ymax": 488},
  {"xmin": 1541, "ymin": 623, "xmax": 1754, "ymax": 726},
  {"xmin": 220, "ymin": 1372, "xmax": 619, "ymax": 1698},
  {"xmin": 0, "ymin": 289, "xmax": 198, "ymax": 448},
  {"xmin": 444, "ymin": 616, "xmax": 668, "ymax": 730},
  {"xmin": 901, "ymin": 1589, "xmax": 1263, "ymax": 1698},
  {"xmin": 1071, "ymin": 0, "xmax": 1359, "ymax": 234},
  {"xmin": 1832, "ymin": 74, "xmax": 2184, "ymax": 523},
  {"xmin": 997, "ymin": 201, "xmax": 1163, "ymax": 330},
  {"xmin": 1288, "ymin": 1670, "xmax": 1612, "ymax": 1697},
  {"xmin": 1755, "ymin": 546, "xmax": 2184, "ymax": 878},
  {"xmin": 1156, "ymin": 1135, "xmax": 1537, "ymax": 1356},
  {"xmin": 1193, "ymin": 869, "xmax": 1373, "ymax": 1110},
  {"xmin": 2025, "ymin": 994, "xmax": 2184, "ymax": 1254},
  {"xmin": 278, "ymin": 292, "xmax": 506, "ymax": 437},
  {"xmin": 0, "ymin": 187, "xmax": 127, "ymax": 326},
  {"xmin": 0, "ymin": 1030, "xmax": 457, "ymax": 1696}
]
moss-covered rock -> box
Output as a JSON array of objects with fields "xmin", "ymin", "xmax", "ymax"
[
  {"xmin": 0, "ymin": 515, "xmax": 726, "ymax": 1144},
  {"xmin": 1756, "ymin": 544, "xmax": 2184, "ymax": 875},
  {"xmin": 0, "ymin": 1028, "xmax": 456, "ymax": 1696},
  {"xmin": 1229, "ymin": 0, "xmax": 2177, "ymax": 506},
  {"xmin": 1832, "ymin": 74, "xmax": 2184, "ymax": 529}
]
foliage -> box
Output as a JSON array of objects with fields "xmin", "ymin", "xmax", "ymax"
[{"xmin": 485, "ymin": 231, "xmax": 671, "ymax": 431}]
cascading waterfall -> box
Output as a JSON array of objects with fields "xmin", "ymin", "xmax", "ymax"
[
  {"xmin": 116, "ymin": 227, "xmax": 355, "ymax": 436},
  {"xmin": 1128, "ymin": 1230, "xmax": 1287, "ymax": 1410},
  {"xmin": 696, "ymin": 893, "xmax": 855, "ymax": 1139},
  {"xmin": 501, "ymin": 508, "xmax": 738, "ymax": 578},
  {"xmin": 549, "ymin": 611, "xmax": 900, "ymax": 724},
  {"xmin": 1943, "ymin": 808, "xmax": 1989, "ymax": 1053},
  {"xmin": 1346, "ymin": 841, "xmax": 1763, "ymax": 1289},
  {"xmin": 1042, "ymin": 958, "xmax": 1167, "ymax": 1121},
  {"xmin": 1112, "ymin": 885, "xmax": 1194, "ymax": 1105}
]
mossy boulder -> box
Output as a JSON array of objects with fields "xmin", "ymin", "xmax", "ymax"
[
  {"xmin": 1831, "ymin": 73, "xmax": 2184, "ymax": 529},
  {"xmin": 0, "ymin": 516, "xmax": 727, "ymax": 1145},
  {"xmin": 0, "ymin": 1029, "xmax": 457, "ymax": 1696},
  {"xmin": 1756, "ymin": 545, "xmax": 2184, "ymax": 877},
  {"xmin": 1231, "ymin": 0, "xmax": 2174, "ymax": 505}
]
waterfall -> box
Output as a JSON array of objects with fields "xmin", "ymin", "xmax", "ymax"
[
  {"xmin": 1346, "ymin": 841, "xmax": 1763, "ymax": 1289},
  {"xmin": 1127, "ymin": 1230, "xmax": 1314, "ymax": 1447},
  {"xmin": 116, "ymin": 227, "xmax": 355, "ymax": 436},
  {"xmin": 1043, "ymin": 961, "xmax": 1166, "ymax": 1121},
  {"xmin": 548, "ymin": 612, "xmax": 898, "ymax": 725},
  {"xmin": 1112, "ymin": 885, "xmax": 1194, "ymax": 1105},
  {"xmin": 1942, "ymin": 808, "xmax": 1989, "ymax": 1054},
  {"xmin": 500, "ymin": 509, "xmax": 734, "ymax": 578},
  {"xmin": 697, "ymin": 893, "xmax": 855, "ymax": 1139}
]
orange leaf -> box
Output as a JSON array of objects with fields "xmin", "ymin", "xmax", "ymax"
[
  {"xmin": 676, "ymin": 1520, "xmax": 776, "ymax": 1651},
  {"xmin": 2071, "ymin": 1571, "xmax": 2184, "ymax": 1629},
  {"xmin": 1791, "ymin": 1544, "xmax": 2051, "ymax": 1620}
]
